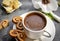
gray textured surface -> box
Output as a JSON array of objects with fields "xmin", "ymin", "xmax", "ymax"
[
  {"xmin": 53, "ymin": 7, "xmax": 60, "ymax": 41},
  {"xmin": 0, "ymin": 0, "xmax": 60, "ymax": 41}
]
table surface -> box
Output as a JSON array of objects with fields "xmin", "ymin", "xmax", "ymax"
[{"xmin": 0, "ymin": 0, "xmax": 60, "ymax": 41}]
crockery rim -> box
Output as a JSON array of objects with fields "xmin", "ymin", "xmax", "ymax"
[{"xmin": 22, "ymin": 11, "xmax": 48, "ymax": 32}]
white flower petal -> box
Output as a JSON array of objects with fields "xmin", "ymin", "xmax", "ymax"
[
  {"xmin": 33, "ymin": 1, "xmax": 40, "ymax": 9},
  {"xmin": 32, "ymin": 0, "xmax": 58, "ymax": 13},
  {"xmin": 38, "ymin": 2, "xmax": 50, "ymax": 13},
  {"xmin": 32, "ymin": 0, "xmax": 41, "ymax": 9},
  {"xmin": 47, "ymin": 0, "xmax": 58, "ymax": 11}
]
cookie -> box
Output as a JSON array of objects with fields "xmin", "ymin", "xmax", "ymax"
[
  {"xmin": 16, "ymin": 33, "xmax": 26, "ymax": 41},
  {"xmin": 0, "ymin": 23, "xmax": 3, "ymax": 30},
  {"xmin": 9, "ymin": 29, "xmax": 24, "ymax": 38},
  {"xmin": 12, "ymin": 16, "xmax": 22, "ymax": 24},
  {"xmin": 9, "ymin": 29, "xmax": 18, "ymax": 38},
  {"xmin": 16, "ymin": 29, "xmax": 24, "ymax": 33},
  {"xmin": 1, "ymin": 19, "xmax": 9, "ymax": 28},
  {"xmin": 16, "ymin": 22, "xmax": 24, "ymax": 30}
]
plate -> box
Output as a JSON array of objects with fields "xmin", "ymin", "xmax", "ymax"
[{"xmin": 13, "ymin": 13, "xmax": 55, "ymax": 41}]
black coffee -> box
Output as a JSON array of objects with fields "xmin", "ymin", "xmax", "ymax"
[{"xmin": 24, "ymin": 12, "xmax": 46, "ymax": 31}]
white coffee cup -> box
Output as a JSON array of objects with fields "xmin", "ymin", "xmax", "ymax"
[{"xmin": 22, "ymin": 11, "xmax": 51, "ymax": 40}]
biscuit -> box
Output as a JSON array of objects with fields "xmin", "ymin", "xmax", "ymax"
[
  {"xmin": 17, "ymin": 33, "xmax": 26, "ymax": 41},
  {"xmin": 1, "ymin": 19, "xmax": 9, "ymax": 28},
  {"xmin": 0, "ymin": 23, "xmax": 3, "ymax": 30},
  {"xmin": 16, "ymin": 29, "xmax": 24, "ymax": 33},
  {"xmin": 9, "ymin": 30, "xmax": 18, "ymax": 38},
  {"xmin": 12, "ymin": 16, "xmax": 22, "ymax": 24},
  {"xmin": 9, "ymin": 29, "xmax": 24, "ymax": 38},
  {"xmin": 16, "ymin": 22, "xmax": 24, "ymax": 30}
]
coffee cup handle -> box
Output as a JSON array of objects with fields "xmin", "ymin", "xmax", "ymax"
[
  {"xmin": 33, "ymin": 30, "xmax": 51, "ymax": 41},
  {"xmin": 42, "ymin": 30, "xmax": 51, "ymax": 38}
]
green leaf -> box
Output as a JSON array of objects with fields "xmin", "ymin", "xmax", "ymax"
[
  {"xmin": 39, "ymin": 9, "xmax": 54, "ymax": 20},
  {"xmin": 43, "ymin": 12, "xmax": 54, "ymax": 20}
]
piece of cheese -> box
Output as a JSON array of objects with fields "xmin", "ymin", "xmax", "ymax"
[
  {"xmin": 2, "ymin": 0, "xmax": 11, "ymax": 6},
  {"xmin": 13, "ymin": 1, "xmax": 21, "ymax": 9},
  {"xmin": 2, "ymin": 0, "xmax": 22, "ymax": 13},
  {"xmin": 4, "ymin": 7, "xmax": 13, "ymax": 13}
]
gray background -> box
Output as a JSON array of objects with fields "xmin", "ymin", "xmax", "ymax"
[{"xmin": 0, "ymin": 0, "xmax": 60, "ymax": 41}]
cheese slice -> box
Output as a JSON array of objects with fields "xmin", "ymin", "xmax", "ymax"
[
  {"xmin": 4, "ymin": 7, "xmax": 13, "ymax": 13},
  {"xmin": 2, "ymin": 0, "xmax": 22, "ymax": 13},
  {"xmin": 13, "ymin": 1, "xmax": 21, "ymax": 9},
  {"xmin": 2, "ymin": 0, "xmax": 11, "ymax": 6}
]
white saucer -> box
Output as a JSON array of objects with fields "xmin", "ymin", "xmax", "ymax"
[{"xmin": 13, "ymin": 13, "xmax": 55, "ymax": 41}]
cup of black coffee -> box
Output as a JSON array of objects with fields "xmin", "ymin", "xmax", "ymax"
[{"xmin": 22, "ymin": 11, "xmax": 51, "ymax": 39}]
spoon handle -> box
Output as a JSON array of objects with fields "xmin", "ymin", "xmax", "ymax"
[{"xmin": 50, "ymin": 12, "xmax": 60, "ymax": 22}]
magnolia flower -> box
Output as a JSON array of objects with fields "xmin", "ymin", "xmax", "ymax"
[{"xmin": 32, "ymin": 0, "xmax": 58, "ymax": 13}]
